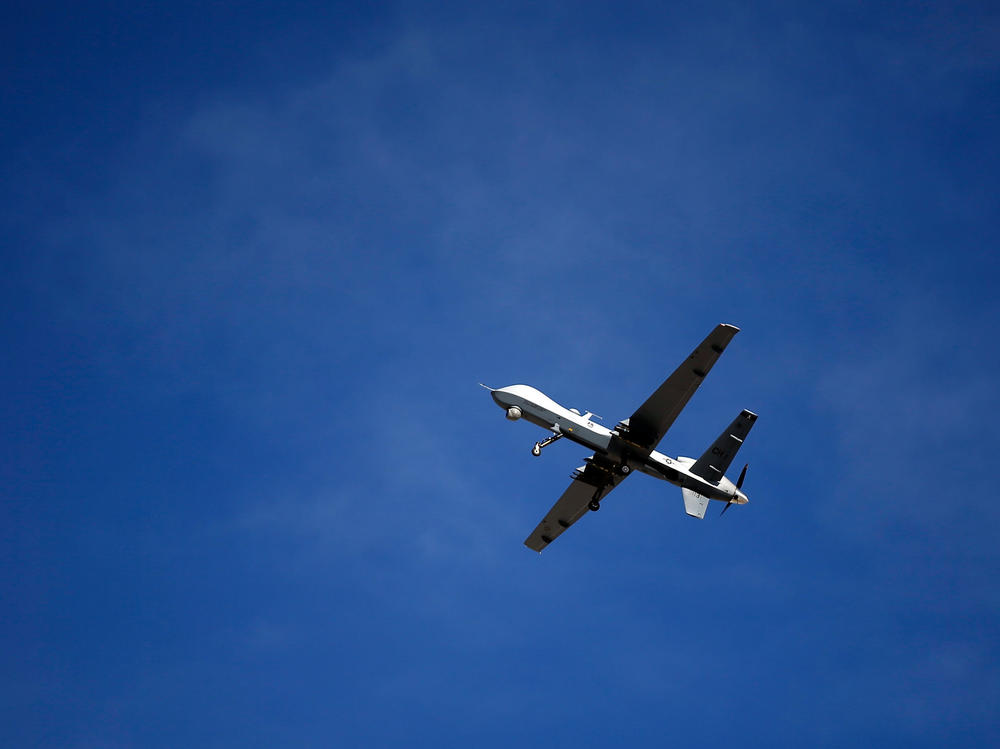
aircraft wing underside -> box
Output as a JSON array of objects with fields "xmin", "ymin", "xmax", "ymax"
[
  {"xmin": 624, "ymin": 323, "xmax": 740, "ymax": 453},
  {"xmin": 524, "ymin": 455, "xmax": 630, "ymax": 552}
]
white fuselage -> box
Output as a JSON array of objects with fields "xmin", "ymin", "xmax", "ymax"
[{"xmin": 491, "ymin": 384, "xmax": 747, "ymax": 505}]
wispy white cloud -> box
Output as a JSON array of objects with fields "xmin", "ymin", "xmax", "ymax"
[
  {"xmin": 10, "ymin": 10, "xmax": 1000, "ymax": 745},
  {"xmin": 817, "ymin": 292, "xmax": 1000, "ymax": 523}
]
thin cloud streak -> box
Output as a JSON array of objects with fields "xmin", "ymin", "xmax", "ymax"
[{"xmin": 4, "ymin": 5, "xmax": 999, "ymax": 747}]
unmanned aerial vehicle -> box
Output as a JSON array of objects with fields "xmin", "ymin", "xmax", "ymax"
[{"xmin": 483, "ymin": 323, "xmax": 756, "ymax": 551}]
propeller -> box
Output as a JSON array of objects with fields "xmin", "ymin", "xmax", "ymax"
[{"xmin": 720, "ymin": 463, "xmax": 749, "ymax": 516}]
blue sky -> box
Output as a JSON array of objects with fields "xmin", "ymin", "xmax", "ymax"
[{"xmin": 3, "ymin": 2, "xmax": 999, "ymax": 746}]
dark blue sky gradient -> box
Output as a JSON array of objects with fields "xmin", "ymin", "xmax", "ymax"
[{"xmin": 3, "ymin": 2, "xmax": 999, "ymax": 747}]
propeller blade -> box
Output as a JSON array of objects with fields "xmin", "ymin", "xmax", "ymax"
[
  {"xmin": 736, "ymin": 463, "xmax": 748, "ymax": 489},
  {"xmin": 720, "ymin": 501, "xmax": 733, "ymax": 516}
]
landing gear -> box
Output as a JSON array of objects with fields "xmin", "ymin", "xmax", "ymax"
[
  {"xmin": 589, "ymin": 484, "xmax": 604, "ymax": 512},
  {"xmin": 530, "ymin": 432, "xmax": 563, "ymax": 457}
]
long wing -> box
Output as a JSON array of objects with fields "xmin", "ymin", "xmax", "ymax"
[
  {"xmin": 624, "ymin": 323, "xmax": 740, "ymax": 453},
  {"xmin": 524, "ymin": 455, "xmax": 630, "ymax": 552}
]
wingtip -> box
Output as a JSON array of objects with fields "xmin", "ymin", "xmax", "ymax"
[{"xmin": 524, "ymin": 537, "xmax": 548, "ymax": 552}]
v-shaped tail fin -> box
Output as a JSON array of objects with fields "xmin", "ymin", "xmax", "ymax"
[{"xmin": 690, "ymin": 409, "xmax": 757, "ymax": 484}]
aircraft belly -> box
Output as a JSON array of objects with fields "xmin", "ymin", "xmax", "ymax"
[
  {"xmin": 641, "ymin": 455, "xmax": 730, "ymax": 501},
  {"xmin": 523, "ymin": 412, "xmax": 553, "ymax": 430},
  {"xmin": 567, "ymin": 430, "xmax": 611, "ymax": 452},
  {"xmin": 521, "ymin": 404, "xmax": 611, "ymax": 452}
]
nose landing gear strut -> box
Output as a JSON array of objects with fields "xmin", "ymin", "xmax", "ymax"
[{"xmin": 531, "ymin": 432, "xmax": 563, "ymax": 456}]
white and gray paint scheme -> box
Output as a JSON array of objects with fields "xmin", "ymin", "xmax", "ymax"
[{"xmin": 484, "ymin": 323, "xmax": 757, "ymax": 552}]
